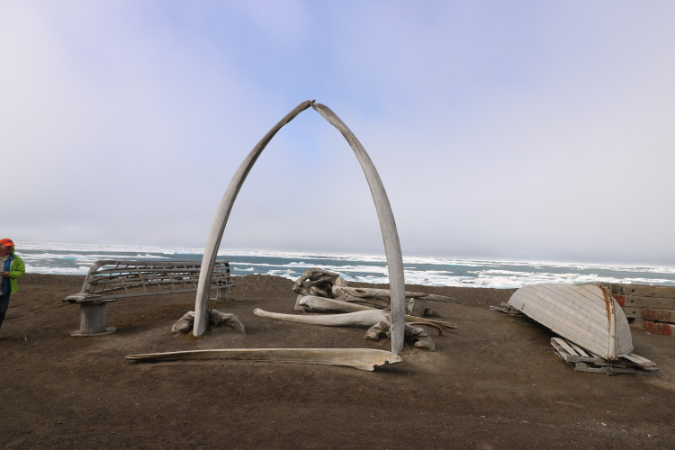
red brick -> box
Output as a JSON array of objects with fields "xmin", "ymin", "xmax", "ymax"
[
  {"xmin": 644, "ymin": 320, "xmax": 659, "ymax": 334},
  {"xmin": 644, "ymin": 320, "xmax": 675, "ymax": 337},
  {"xmin": 657, "ymin": 309, "xmax": 674, "ymax": 323},
  {"xmin": 642, "ymin": 308, "xmax": 657, "ymax": 321}
]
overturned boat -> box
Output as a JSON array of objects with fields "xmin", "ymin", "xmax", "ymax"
[{"xmin": 508, "ymin": 283, "xmax": 633, "ymax": 360}]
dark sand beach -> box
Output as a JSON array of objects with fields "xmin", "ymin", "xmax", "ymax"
[{"xmin": 2, "ymin": 274, "xmax": 674, "ymax": 449}]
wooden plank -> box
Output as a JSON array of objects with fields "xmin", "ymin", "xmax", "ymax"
[
  {"xmin": 635, "ymin": 369, "xmax": 661, "ymax": 377},
  {"xmin": 567, "ymin": 355, "xmax": 608, "ymax": 365},
  {"xmin": 607, "ymin": 283, "xmax": 623, "ymax": 296},
  {"xmin": 624, "ymin": 296, "xmax": 675, "ymax": 309},
  {"xmin": 517, "ymin": 289, "xmax": 610, "ymax": 346},
  {"xmin": 620, "ymin": 354, "xmax": 645, "ymax": 366},
  {"xmin": 621, "ymin": 306, "xmax": 642, "ymax": 318},
  {"xmin": 551, "ymin": 341, "xmax": 570, "ymax": 361},
  {"xmin": 574, "ymin": 362, "xmax": 608, "ymax": 374},
  {"xmin": 621, "ymin": 285, "xmax": 675, "ymax": 299},
  {"xmin": 552, "ymin": 338, "xmax": 579, "ymax": 357},
  {"xmin": 567, "ymin": 341, "xmax": 590, "ymax": 357},
  {"xmin": 535, "ymin": 284, "xmax": 607, "ymax": 317},
  {"xmin": 628, "ymin": 353, "xmax": 656, "ymax": 367},
  {"xmin": 609, "ymin": 367, "xmax": 639, "ymax": 375}
]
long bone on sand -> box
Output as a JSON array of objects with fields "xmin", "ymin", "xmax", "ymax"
[
  {"xmin": 253, "ymin": 308, "xmax": 438, "ymax": 350},
  {"xmin": 126, "ymin": 348, "xmax": 402, "ymax": 372}
]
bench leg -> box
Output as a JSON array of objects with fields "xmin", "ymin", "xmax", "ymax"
[
  {"xmin": 212, "ymin": 288, "xmax": 228, "ymax": 301},
  {"xmin": 70, "ymin": 302, "xmax": 117, "ymax": 337}
]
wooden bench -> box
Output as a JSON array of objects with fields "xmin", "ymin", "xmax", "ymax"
[{"xmin": 63, "ymin": 260, "xmax": 235, "ymax": 337}]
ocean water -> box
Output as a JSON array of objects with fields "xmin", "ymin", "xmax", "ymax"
[{"xmin": 13, "ymin": 242, "xmax": 675, "ymax": 289}]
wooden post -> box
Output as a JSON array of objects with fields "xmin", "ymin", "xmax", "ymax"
[
  {"xmin": 69, "ymin": 301, "xmax": 117, "ymax": 337},
  {"xmin": 213, "ymin": 288, "xmax": 228, "ymax": 301}
]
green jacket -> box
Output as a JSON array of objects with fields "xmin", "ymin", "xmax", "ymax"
[{"xmin": 2, "ymin": 248, "xmax": 25, "ymax": 294}]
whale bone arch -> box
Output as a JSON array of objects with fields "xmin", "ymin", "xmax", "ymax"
[{"xmin": 193, "ymin": 100, "xmax": 406, "ymax": 354}]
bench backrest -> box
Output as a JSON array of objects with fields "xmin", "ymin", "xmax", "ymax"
[{"xmin": 65, "ymin": 260, "xmax": 233, "ymax": 302}]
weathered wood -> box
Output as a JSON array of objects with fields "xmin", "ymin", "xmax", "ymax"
[
  {"xmin": 620, "ymin": 285, "xmax": 675, "ymax": 299},
  {"xmin": 623, "ymin": 296, "xmax": 675, "ymax": 309},
  {"xmin": 69, "ymin": 302, "xmax": 116, "ymax": 337},
  {"xmin": 567, "ymin": 341, "xmax": 590, "ymax": 357},
  {"xmin": 126, "ymin": 348, "xmax": 403, "ymax": 372},
  {"xmin": 621, "ymin": 306, "xmax": 642, "ymax": 319},
  {"xmin": 509, "ymin": 283, "xmax": 633, "ymax": 360},
  {"xmin": 194, "ymin": 102, "xmax": 407, "ymax": 355},
  {"xmin": 552, "ymin": 337, "xmax": 578, "ymax": 356},
  {"xmin": 626, "ymin": 353, "xmax": 658, "ymax": 369},
  {"xmin": 551, "ymin": 337, "xmax": 660, "ymax": 376},
  {"xmin": 67, "ymin": 260, "xmax": 233, "ymax": 301}
]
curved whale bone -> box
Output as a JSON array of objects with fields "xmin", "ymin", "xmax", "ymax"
[
  {"xmin": 365, "ymin": 321, "xmax": 436, "ymax": 351},
  {"xmin": 295, "ymin": 295, "xmax": 372, "ymax": 313},
  {"xmin": 126, "ymin": 348, "xmax": 402, "ymax": 372},
  {"xmin": 255, "ymin": 308, "xmax": 389, "ymax": 327},
  {"xmin": 255, "ymin": 307, "xmax": 437, "ymax": 350},
  {"xmin": 171, "ymin": 310, "xmax": 245, "ymax": 334},
  {"xmin": 294, "ymin": 295, "xmax": 457, "ymax": 330},
  {"xmin": 333, "ymin": 285, "xmax": 457, "ymax": 305},
  {"xmin": 194, "ymin": 102, "xmax": 406, "ymax": 354}
]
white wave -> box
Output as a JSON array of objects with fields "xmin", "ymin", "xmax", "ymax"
[
  {"xmin": 14, "ymin": 242, "xmax": 675, "ymax": 289},
  {"xmin": 23, "ymin": 264, "xmax": 91, "ymax": 275}
]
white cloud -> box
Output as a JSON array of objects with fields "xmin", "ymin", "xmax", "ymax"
[{"xmin": 1, "ymin": 1, "xmax": 674, "ymax": 265}]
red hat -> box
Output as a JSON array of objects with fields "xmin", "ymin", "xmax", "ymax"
[{"xmin": 0, "ymin": 239, "xmax": 14, "ymax": 247}]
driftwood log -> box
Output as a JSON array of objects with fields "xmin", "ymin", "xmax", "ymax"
[{"xmin": 193, "ymin": 102, "xmax": 406, "ymax": 354}]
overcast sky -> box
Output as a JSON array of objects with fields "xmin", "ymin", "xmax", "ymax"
[{"xmin": 2, "ymin": 1, "xmax": 674, "ymax": 265}]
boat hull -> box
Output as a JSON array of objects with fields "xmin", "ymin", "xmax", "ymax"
[{"xmin": 508, "ymin": 283, "xmax": 633, "ymax": 360}]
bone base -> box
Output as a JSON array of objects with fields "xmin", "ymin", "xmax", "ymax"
[
  {"xmin": 172, "ymin": 310, "xmax": 246, "ymax": 334},
  {"xmin": 364, "ymin": 321, "xmax": 436, "ymax": 351}
]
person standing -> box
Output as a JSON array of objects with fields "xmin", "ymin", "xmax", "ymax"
[{"xmin": 0, "ymin": 239, "xmax": 25, "ymax": 332}]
